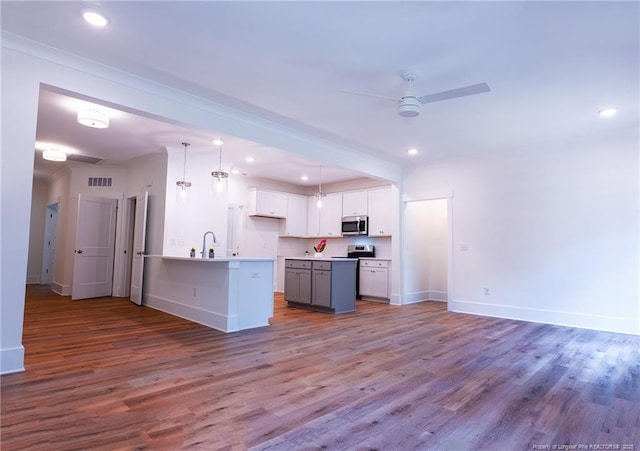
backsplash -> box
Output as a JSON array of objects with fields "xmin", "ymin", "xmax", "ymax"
[{"xmin": 278, "ymin": 235, "xmax": 391, "ymax": 258}]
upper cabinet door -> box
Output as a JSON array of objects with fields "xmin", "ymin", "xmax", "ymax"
[
  {"xmin": 367, "ymin": 187, "xmax": 392, "ymax": 236},
  {"xmin": 342, "ymin": 191, "xmax": 368, "ymax": 217},
  {"xmin": 281, "ymin": 194, "xmax": 308, "ymax": 237},
  {"xmin": 307, "ymin": 195, "xmax": 321, "ymax": 237},
  {"xmin": 248, "ymin": 188, "xmax": 287, "ymax": 218},
  {"xmin": 319, "ymin": 193, "xmax": 342, "ymax": 237}
]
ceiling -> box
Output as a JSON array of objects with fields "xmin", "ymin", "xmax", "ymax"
[{"xmin": 2, "ymin": 1, "xmax": 638, "ymax": 186}]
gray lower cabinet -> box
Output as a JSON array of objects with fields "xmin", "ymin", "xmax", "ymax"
[
  {"xmin": 285, "ymin": 259, "xmax": 356, "ymax": 313},
  {"xmin": 284, "ymin": 260, "xmax": 312, "ymax": 304}
]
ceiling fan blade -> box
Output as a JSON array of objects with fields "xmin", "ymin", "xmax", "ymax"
[
  {"xmin": 417, "ymin": 82, "xmax": 491, "ymax": 105},
  {"xmin": 338, "ymin": 89, "xmax": 400, "ymax": 102}
]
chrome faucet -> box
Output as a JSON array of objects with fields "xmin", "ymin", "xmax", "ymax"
[{"xmin": 201, "ymin": 231, "xmax": 217, "ymax": 258}]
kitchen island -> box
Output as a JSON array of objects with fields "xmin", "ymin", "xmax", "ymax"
[
  {"xmin": 285, "ymin": 257, "xmax": 357, "ymax": 314},
  {"xmin": 143, "ymin": 256, "xmax": 275, "ymax": 332}
]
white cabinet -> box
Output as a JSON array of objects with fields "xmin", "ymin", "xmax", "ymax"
[
  {"xmin": 342, "ymin": 191, "xmax": 368, "ymax": 217},
  {"xmin": 308, "ymin": 194, "xmax": 341, "ymax": 238},
  {"xmin": 318, "ymin": 193, "xmax": 342, "ymax": 237},
  {"xmin": 359, "ymin": 259, "xmax": 390, "ymax": 300},
  {"xmin": 367, "ymin": 187, "xmax": 392, "ymax": 236},
  {"xmin": 248, "ymin": 188, "xmax": 287, "ymax": 218},
  {"xmin": 280, "ymin": 194, "xmax": 307, "ymax": 237},
  {"xmin": 307, "ymin": 196, "xmax": 321, "ymax": 237}
]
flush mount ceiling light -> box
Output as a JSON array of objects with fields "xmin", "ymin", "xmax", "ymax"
[
  {"xmin": 83, "ymin": 10, "xmax": 110, "ymax": 27},
  {"xmin": 77, "ymin": 108, "xmax": 110, "ymax": 128},
  {"xmin": 42, "ymin": 148, "xmax": 67, "ymax": 162},
  {"xmin": 598, "ymin": 108, "xmax": 617, "ymax": 118},
  {"xmin": 408, "ymin": 148, "xmax": 418, "ymax": 155},
  {"xmin": 211, "ymin": 138, "xmax": 230, "ymax": 185},
  {"xmin": 176, "ymin": 142, "xmax": 192, "ymax": 196}
]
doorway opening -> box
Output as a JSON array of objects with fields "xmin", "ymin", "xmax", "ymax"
[{"xmin": 403, "ymin": 198, "xmax": 449, "ymax": 304}]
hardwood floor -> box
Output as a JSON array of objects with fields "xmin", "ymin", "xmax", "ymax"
[{"xmin": 1, "ymin": 285, "xmax": 639, "ymax": 450}]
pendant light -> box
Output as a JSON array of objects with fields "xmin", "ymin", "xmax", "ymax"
[
  {"xmin": 315, "ymin": 165, "xmax": 326, "ymax": 208},
  {"xmin": 211, "ymin": 138, "xmax": 229, "ymax": 192},
  {"xmin": 176, "ymin": 142, "xmax": 192, "ymax": 198}
]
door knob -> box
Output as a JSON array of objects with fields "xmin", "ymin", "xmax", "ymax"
[{"xmin": 76, "ymin": 249, "xmax": 83, "ymax": 254}]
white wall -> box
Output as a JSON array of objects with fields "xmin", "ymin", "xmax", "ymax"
[
  {"xmin": 403, "ymin": 129, "xmax": 639, "ymax": 334},
  {"xmin": 125, "ymin": 152, "xmax": 168, "ymax": 257},
  {"xmin": 27, "ymin": 179, "xmax": 48, "ymax": 284},
  {"xmin": 163, "ymin": 147, "xmax": 229, "ymax": 257},
  {"xmin": 1, "ymin": 46, "xmax": 40, "ymax": 374}
]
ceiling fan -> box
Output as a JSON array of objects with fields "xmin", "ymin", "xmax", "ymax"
[{"xmin": 341, "ymin": 71, "xmax": 491, "ymax": 117}]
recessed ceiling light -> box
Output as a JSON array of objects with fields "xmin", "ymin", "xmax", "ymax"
[
  {"xmin": 245, "ymin": 157, "xmax": 255, "ymax": 163},
  {"xmin": 213, "ymin": 138, "xmax": 223, "ymax": 146},
  {"xmin": 598, "ymin": 108, "xmax": 617, "ymax": 118},
  {"xmin": 83, "ymin": 10, "xmax": 110, "ymax": 27},
  {"xmin": 300, "ymin": 175, "xmax": 309, "ymax": 181},
  {"xmin": 408, "ymin": 148, "xmax": 418, "ymax": 155}
]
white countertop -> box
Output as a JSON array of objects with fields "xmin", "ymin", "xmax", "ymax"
[
  {"xmin": 285, "ymin": 257, "xmax": 358, "ymax": 262},
  {"xmin": 145, "ymin": 255, "xmax": 275, "ymax": 262}
]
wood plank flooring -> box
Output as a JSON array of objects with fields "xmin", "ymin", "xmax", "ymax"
[{"xmin": 1, "ymin": 285, "xmax": 639, "ymax": 450}]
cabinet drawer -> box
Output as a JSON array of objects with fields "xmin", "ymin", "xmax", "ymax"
[
  {"xmin": 313, "ymin": 261, "xmax": 332, "ymax": 270},
  {"xmin": 285, "ymin": 259, "xmax": 312, "ymax": 269},
  {"xmin": 360, "ymin": 259, "xmax": 389, "ymax": 268}
]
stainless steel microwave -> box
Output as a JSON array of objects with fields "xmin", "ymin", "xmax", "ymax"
[{"xmin": 341, "ymin": 216, "xmax": 368, "ymax": 236}]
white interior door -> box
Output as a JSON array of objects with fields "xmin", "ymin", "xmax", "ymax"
[
  {"xmin": 72, "ymin": 194, "xmax": 118, "ymax": 300},
  {"xmin": 130, "ymin": 192, "xmax": 148, "ymax": 305}
]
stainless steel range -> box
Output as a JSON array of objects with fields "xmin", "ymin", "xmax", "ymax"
[{"xmin": 346, "ymin": 244, "xmax": 375, "ymax": 299}]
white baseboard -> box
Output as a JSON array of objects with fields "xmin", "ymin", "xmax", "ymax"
[
  {"xmin": 0, "ymin": 346, "xmax": 25, "ymax": 375},
  {"xmin": 427, "ymin": 291, "xmax": 448, "ymax": 302},
  {"xmin": 51, "ymin": 281, "xmax": 70, "ymax": 296},
  {"xmin": 26, "ymin": 275, "xmax": 41, "ymax": 284},
  {"xmin": 449, "ymin": 299, "xmax": 639, "ymax": 335},
  {"xmin": 404, "ymin": 290, "xmax": 448, "ymax": 304},
  {"xmin": 144, "ymin": 294, "xmax": 239, "ymax": 333}
]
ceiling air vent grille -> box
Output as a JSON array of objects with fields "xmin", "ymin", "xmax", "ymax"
[
  {"xmin": 88, "ymin": 177, "xmax": 112, "ymax": 187},
  {"xmin": 67, "ymin": 154, "xmax": 104, "ymax": 164}
]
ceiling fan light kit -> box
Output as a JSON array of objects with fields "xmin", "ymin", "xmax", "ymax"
[
  {"xmin": 398, "ymin": 97, "xmax": 421, "ymax": 117},
  {"xmin": 342, "ymin": 70, "xmax": 491, "ymax": 118}
]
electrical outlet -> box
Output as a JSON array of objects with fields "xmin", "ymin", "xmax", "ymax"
[
  {"xmin": 193, "ymin": 287, "xmax": 197, "ymax": 297},
  {"xmin": 483, "ymin": 287, "xmax": 490, "ymax": 296},
  {"xmin": 460, "ymin": 243, "xmax": 469, "ymax": 252}
]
